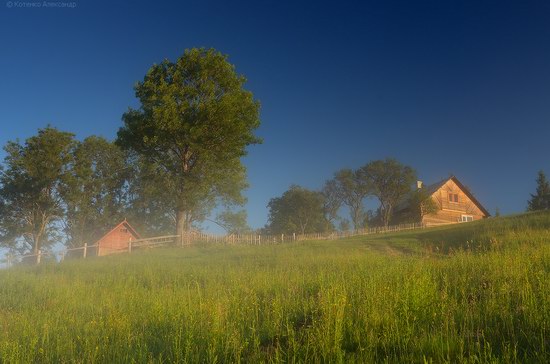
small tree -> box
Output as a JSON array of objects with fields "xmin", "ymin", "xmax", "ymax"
[
  {"xmin": 527, "ymin": 171, "xmax": 550, "ymax": 211},
  {"xmin": 360, "ymin": 158, "xmax": 416, "ymax": 227},
  {"xmin": 215, "ymin": 210, "xmax": 251, "ymax": 235},
  {"xmin": 0, "ymin": 126, "xmax": 75, "ymax": 256},
  {"xmin": 338, "ymin": 219, "xmax": 351, "ymax": 232},
  {"xmin": 321, "ymin": 179, "xmax": 342, "ymax": 225},
  {"xmin": 408, "ymin": 188, "xmax": 439, "ymax": 223},
  {"xmin": 330, "ymin": 169, "xmax": 371, "ymax": 230},
  {"xmin": 266, "ymin": 185, "xmax": 330, "ymax": 235}
]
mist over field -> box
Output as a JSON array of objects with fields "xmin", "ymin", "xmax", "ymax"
[{"xmin": 0, "ymin": 213, "xmax": 549, "ymax": 362}]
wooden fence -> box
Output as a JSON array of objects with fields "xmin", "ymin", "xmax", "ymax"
[
  {"xmin": 179, "ymin": 222, "xmax": 426, "ymax": 245},
  {"xmin": 1, "ymin": 222, "xmax": 426, "ymax": 268}
]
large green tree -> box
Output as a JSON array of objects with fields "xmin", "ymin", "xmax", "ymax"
[
  {"xmin": 0, "ymin": 127, "xmax": 75, "ymax": 255},
  {"xmin": 360, "ymin": 158, "xmax": 416, "ymax": 227},
  {"xmin": 266, "ymin": 185, "xmax": 330, "ymax": 235},
  {"xmin": 60, "ymin": 136, "xmax": 128, "ymax": 248},
  {"xmin": 117, "ymin": 48, "xmax": 261, "ymax": 237},
  {"xmin": 527, "ymin": 170, "xmax": 550, "ymax": 211}
]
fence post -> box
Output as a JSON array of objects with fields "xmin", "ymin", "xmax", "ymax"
[
  {"xmin": 36, "ymin": 250, "xmax": 41, "ymax": 265},
  {"xmin": 258, "ymin": 235, "xmax": 261, "ymax": 245},
  {"xmin": 281, "ymin": 234, "xmax": 284, "ymax": 243},
  {"xmin": 293, "ymin": 232, "xmax": 296, "ymax": 242},
  {"xmin": 128, "ymin": 240, "xmax": 132, "ymax": 254},
  {"xmin": 7, "ymin": 254, "xmax": 12, "ymax": 268},
  {"xmin": 83, "ymin": 243, "xmax": 87, "ymax": 258}
]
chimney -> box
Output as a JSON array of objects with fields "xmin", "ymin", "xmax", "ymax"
[{"xmin": 417, "ymin": 180, "xmax": 423, "ymax": 189}]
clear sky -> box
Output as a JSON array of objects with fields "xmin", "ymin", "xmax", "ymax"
[{"xmin": 1, "ymin": 0, "xmax": 549, "ymax": 232}]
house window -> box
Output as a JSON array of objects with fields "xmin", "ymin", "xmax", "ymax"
[
  {"xmin": 461, "ymin": 215, "xmax": 473, "ymax": 222},
  {"xmin": 448, "ymin": 193, "xmax": 458, "ymax": 203}
]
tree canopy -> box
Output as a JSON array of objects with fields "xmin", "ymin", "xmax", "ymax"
[
  {"xmin": 215, "ymin": 209, "xmax": 251, "ymax": 235},
  {"xmin": 328, "ymin": 168, "xmax": 371, "ymax": 230},
  {"xmin": 117, "ymin": 48, "xmax": 261, "ymax": 236},
  {"xmin": 124, "ymin": 155, "xmax": 176, "ymax": 237},
  {"xmin": 266, "ymin": 185, "xmax": 330, "ymax": 235},
  {"xmin": 0, "ymin": 127, "xmax": 75, "ymax": 255},
  {"xmin": 60, "ymin": 136, "xmax": 128, "ymax": 248},
  {"xmin": 360, "ymin": 158, "xmax": 416, "ymax": 227},
  {"xmin": 321, "ymin": 178, "xmax": 342, "ymax": 226}
]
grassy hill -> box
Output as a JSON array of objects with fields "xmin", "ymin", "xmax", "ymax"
[{"xmin": 1, "ymin": 212, "xmax": 549, "ymax": 363}]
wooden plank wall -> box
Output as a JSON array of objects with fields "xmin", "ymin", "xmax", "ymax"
[{"xmin": 425, "ymin": 179, "xmax": 486, "ymax": 225}]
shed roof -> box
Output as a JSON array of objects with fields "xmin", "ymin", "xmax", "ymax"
[{"xmin": 95, "ymin": 219, "xmax": 141, "ymax": 245}]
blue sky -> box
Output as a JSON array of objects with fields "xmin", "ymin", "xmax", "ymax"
[{"xmin": 1, "ymin": 0, "xmax": 549, "ymax": 232}]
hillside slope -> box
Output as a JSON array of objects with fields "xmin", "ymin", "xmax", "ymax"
[{"xmin": 0, "ymin": 212, "xmax": 549, "ymax": 363}]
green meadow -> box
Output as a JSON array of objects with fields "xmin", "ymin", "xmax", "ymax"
[{"xmin": 1, "ymin": 212, "xmax": 549, "ymax": 363}]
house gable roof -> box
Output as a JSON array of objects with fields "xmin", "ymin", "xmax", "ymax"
[
  {"xmin": 395, "ymin": 175, "xmax": 490, "ymax": 217},
  {"xmin": 95, "ymin": 219, "xmax": 141, "ymax": 245},
  {"xmin": 422, "ymin": 178, "xmax": 448, "ymax": 196},
  {"xmin": 444, "ymin": 176, "xmax": 491, "ymax": 217}
]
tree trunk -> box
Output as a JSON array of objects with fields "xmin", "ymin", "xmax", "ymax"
[
  {"xmin": 383, "ymin": 205, "xmax": 393, "ymax": 227},
  {"xmin": 33, "ymin": 213, "xmax": 49, "ymax": 263},
  {"xmin": 352, "ymin": 206, "xmax": 362, "ymax": 231},
  {"xmin": 33, "ymin": 234, "xmax": 42, "ymax": 265},
  {"xmin": 176, "ymin": 209, "xmax": 187, "ymax": 245}
]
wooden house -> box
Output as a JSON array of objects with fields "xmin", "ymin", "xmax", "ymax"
[
  {"xmin": 95, "ymin": 220, "xmax": 140, "ymax": 256},
  {"xmin": 394, "ymin": 176, "xmax": 490, "ymax": 226}
]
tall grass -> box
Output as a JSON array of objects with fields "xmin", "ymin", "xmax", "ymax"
[{"xmin": 0, "ymin": 212, "xmax": 549, "ymax": 362}]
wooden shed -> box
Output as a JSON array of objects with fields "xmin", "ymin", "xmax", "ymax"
[
  {"xmin": 395, "ymin": 176, "xmax": 490, "ymax": 226},
  {"xmin": 95, "ymin": 220, "xmax": 140, "ymax": 257}
]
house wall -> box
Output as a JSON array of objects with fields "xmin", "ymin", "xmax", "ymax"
[
  {"xmin": 423, "ymin": 179, "xmax": 486, "ymax": 226},
  {"xmin": 97, "ymin": 224, "xmax": 138, "ymax": 256}
]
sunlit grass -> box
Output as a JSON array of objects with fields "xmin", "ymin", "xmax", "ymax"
[{"xmin": 1, "ymin": 212, "xmax": 549, "ymax": 362}]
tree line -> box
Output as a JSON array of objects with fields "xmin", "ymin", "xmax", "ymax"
[
  {"xmin": 0, "ymin": 48, "xmax": 260, "ymax": 256},
  {"xmin": 265, "ymin": 166, "xmax": 550, "ymax": 236},
  {"xmin": 264, "ymin": 159, "xmax": 438, "ymax": 235}
]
